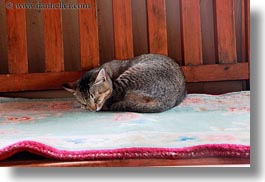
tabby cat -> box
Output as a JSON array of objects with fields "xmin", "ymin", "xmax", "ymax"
[{"xmin": 63, "ymin": 54, "xmax": 186, "ymax": 113}]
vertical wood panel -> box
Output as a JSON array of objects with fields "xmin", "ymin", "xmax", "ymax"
[
  {"xmin": 97, "ymin": 0, "xmax": 114, "ymax": 64},
  {"xmin": 215, "ymin": 0, "xmax": 237, "ymax": 63},
  {"xmin": 26, "ymin": 1, "xmax": 45, "ymax": 73},
  {"xmin": 200, "ymin": 0, "xmax": 216, "ymax": 64},
  {"xmin": 5, "ymin": 0, "xmax": 28, "ymax": 73},
  {"xmin": 78, "ymin": 0, "xmax": 99, "ymax": 70},
  {"xmin": 166, "ymin": 0, "xmax": 183, "ymax": 65},
  {"xmin": 245, "ymin": 0, "xmax": 250, "ymax": 91},
  {"xmin": 0, "ymin": 0, "xmax": 8, "ymax": 74},
  {"xmin": 131, "ymin": 0, "xmax": 148, "ymax": 56},
  {"xmin": 180, "ymin": 0, "xmax": 202, "ymax": 66},
  {"xmin": 112, "ymin": 0, "xmax": 134, "ymax": 60},
  {"xmin": 245, "ymin": 0, "xmax": 250, "ymax": 62},
  {"xmin": 63, "ymin": 0, "xmax": 80, "ymax": 71},
  {"xmin": 43, "ymin": 0, "xmax": 64, "ymax": 72},
  {"xmin": 147, "ymin": 0, "xmax": 168, "ymax": 55},
  {"xmin": 234, "ymin": 0, "xmax": 246, "ymax": 62}
]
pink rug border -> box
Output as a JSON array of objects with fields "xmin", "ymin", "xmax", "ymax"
[{"xmin": 0, "ymin": 140, "xmax": 250, "ymax": 161}]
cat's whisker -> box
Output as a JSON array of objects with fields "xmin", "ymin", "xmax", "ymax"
[{"xmin": 77, "ymin": 97, "xmax": 87, "ymax": 106}]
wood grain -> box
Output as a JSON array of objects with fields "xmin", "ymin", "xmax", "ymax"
[
  {"xmin": 200, "ymin": 0, "xmax": 217, "ymax": 64},
  {"xmin": 166, "ymin": 0, "xmax": 183, "ymax": 65},
  {"xmin": 5, "ymin": 0, "xmax": 28, "ymax": 74},
  {"xmin": 78, "ymin": 0, "xmax": 99, "ymax": 69},
  {"xmin": 147, "ymin": 0, "xmax": 168, "ymax": 55},
  {"xmin": 0, "ymin": 157, "xmax": 250, "ymax": 167},
  {"xmin": 26, "ymin": 3, "xmax": 45, "ymax": 73},
  {"xmin": 0, "ymin": 63, "xmax": 249, "ymax": 92},
  {"xmin": 182, "ymin": 62, "xmax": 249, "ymax": 83},
  {"xmin": 112, "ymin": 0, "xmax": 134, "ymax": 59},
  {"xmin": 245, "ymin": 0, "xmax": 250, "ymax": 62},
  {"xmin": 43, "ymin": 0, "xmax": 64, "ymax": 72},
  {"xmin": 234, "ymin": 0, "xmax": 246, "ymax": 62},
  {"xmin": 187, "ymin": 81, "xmax": 248, "ymax": 94},
  {"xmin": 131, "ymin": 0, "xmax": 148, "ymax": 56},
  {"xmin": 62, "ymin": 0, "xmax": 81, "ymax": 71},
  {"xmin": 0, "ymin": 0, "xmax": 249, "ymax": 94},
  {"xmin": 97, "ymin": 0, "xmax": 115, "ymax": 64},
  {"xmin": 0, "ymin": 71, "xmax": 84, "ymax": 92},
  {"xmin": 215, "ymin": 0, "xmax": 237, "ymax": 63},
  {"xmin": 0, "ymin": 0, "xmax": 8, "ymax": 74},
  {"xmin": 245, "ymin": 0, "xmax": 250, "ymax": 84},
  {"xmin": 180, "ymin": 0, "xmax": 202, "ymax": 65}
]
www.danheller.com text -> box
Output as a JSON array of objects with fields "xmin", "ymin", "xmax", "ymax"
[{"xmin": 5, "ymin": 1, "xmax": 91, "ymax": 10}]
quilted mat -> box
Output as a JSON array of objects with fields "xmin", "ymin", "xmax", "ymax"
[{"xmin": 0, "ymin": 91, "xmax": 250, "ymax": 161}]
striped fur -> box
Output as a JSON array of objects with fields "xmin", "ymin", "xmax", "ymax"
[{"xmin": 64, "ymin": 54, "xmax": 186, "ymax": 113}]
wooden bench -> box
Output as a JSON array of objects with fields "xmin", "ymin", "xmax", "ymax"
[{"xmin": 0, "ymin": 0, "xmax": 250, "ymax": 166}]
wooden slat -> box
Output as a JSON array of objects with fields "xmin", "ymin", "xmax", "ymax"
[
  {"xmin": 147, "ymin": 0, "xmax": 168, "ymax": 55},
  {"xmin": 200, "ymin": 0, "xmax": 217, "ymax": 64},
  {"xmin": 0, "ymin": 0, "xmax": 8, "ymax": 74},
  {"xmin": 180, "ymin": 0, "xmax": 202, "ymax": 65},
  {"xmin": 0, "ymin": 62, "xmax": 249, "ymax": 92},
  {"xmin": 26, "ymin": 2, "xmax": 45, "ymax": 73},
  {"xmin": 0, "ymin": 71, "xmax": 84, "ymax": 92},
  {"xmin": 182, "ymin": 62, "xmax": 249, "ymax": 83},
  {"xmin": 131, "ymin": 0, "xmax": 148, "ymax": 56},
  {"xmin": 43, "ymin": 0, "xmax": 64, "ymax": 72},
  {"xmin": 166, "ymin": 0, "xmax": 183, "ymax": 65},
  {"xmin": 63, "ymin": 0, "xmax": 81, "ymax": 71},
  {"xmin": 97, "ymin": 0, "xmax": 115, "ymax": 64},
  {"xmin": 245, "ymin": 0, "xmax": 250, "ymax": 62},
  {"xmin": 234, "ymin": 0, "xmax": 247, "ymax": 63},
  {"xmin": 5, "ymin": 0, "xmax": 28, "ymax": 73},
  {"xmin": 0, "ymin": 158, "xmax": 250, "ymax": 167},
  {"xmin": 78, "ymin": 0, "xmax": 99, "ymax": 69},
  {"xmin": 245, "ymin": 0, "xmax": 250, "ymax": 85},
  {"xmin": 215, "ymin": 0, "xmax": 237, "ymax": 63},
  {"xmin": 112, "ymin": 0, "xmax": 134, "ymax": 59}
]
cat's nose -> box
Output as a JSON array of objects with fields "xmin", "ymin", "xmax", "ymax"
[{"xmin": 85, "ymin": 105, "xmax": 97, "ymax": 111}]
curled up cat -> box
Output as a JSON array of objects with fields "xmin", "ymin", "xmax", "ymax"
[{"xmin": 63, "ymin": 54, "xmax": 186, "ymax": 113}]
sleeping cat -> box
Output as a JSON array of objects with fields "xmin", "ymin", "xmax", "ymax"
[{"xmin": 63, "ymin": 54, "xmax": 186, "ymax": 113}]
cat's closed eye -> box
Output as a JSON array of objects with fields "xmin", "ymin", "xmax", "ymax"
[
  {"xmin": 90, "ymin": 94, "xmax": 95, "ymax": 100},
  {"xmin": 98, "ymin": 88, "xmax": 110, "ymax": 94}
]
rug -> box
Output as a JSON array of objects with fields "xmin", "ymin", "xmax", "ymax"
[{"xmin": 0, "ymin": 91, "xmax": 250, "ymax": 161}]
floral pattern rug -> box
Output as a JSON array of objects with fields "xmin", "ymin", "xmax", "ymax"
[{"xmin": 0, "ymin": 91, "xmax": 250, "ymax": 161}]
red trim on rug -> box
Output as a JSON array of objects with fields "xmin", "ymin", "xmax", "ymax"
[{"xmin": 0, "ymin": 141, "xmax": 250, "ymax": 161}]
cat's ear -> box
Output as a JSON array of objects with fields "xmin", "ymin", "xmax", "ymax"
[
  {"xmin": 95, "ymin": 69, "xmax": 106, "ymax": 84},
  {"xmin": 62, "ymin": 81, "xmax": 78, "ymax": 94}
]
